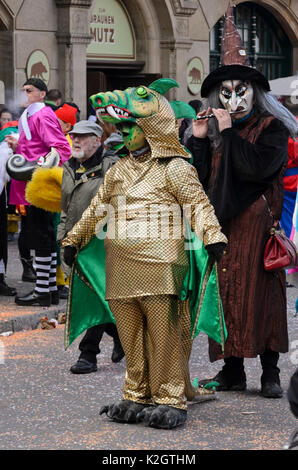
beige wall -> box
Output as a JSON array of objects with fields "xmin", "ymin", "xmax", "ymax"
[
  {"xmin": 0, "ymin": 0, "xmax": 296, "ymax": 114},
  {"xmin": 2, "ymin": 0, "xmax": 92, "ymax": 116},
  {"xmin": 125, "ymin": 0, "xmax": 297, "ymax": 102},
  {"xmin": 0, "ymin": 31, "xmax": 13, "ymax": 105},
  {"xmin": 10, "ymin": 0, "xmax": 58, "ymax": 94},
  {"xmin": 184, "ymin": 0, "xmax": 298, "ymax": 100}
]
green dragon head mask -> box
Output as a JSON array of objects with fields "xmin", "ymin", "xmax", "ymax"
[{"xmin": 89, "ymin": 79, "xmax": 196, "ymax": 158}]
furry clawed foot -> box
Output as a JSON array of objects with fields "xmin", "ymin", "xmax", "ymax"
[
  {"xmin": 99, "ymin": 400, "xmax": 148, "ymax": 423},
  {"xmin": 137, "ymin": 405, "xmax": 187, "ymax": 429},
  {"xmin": 100, "ymin": 401, "xmax": 187, "ymax": 429}
]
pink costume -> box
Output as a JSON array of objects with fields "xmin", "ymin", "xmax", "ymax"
[{"xmin": 9, "ymin": 105, "xmax": 71, "ymax": 205}]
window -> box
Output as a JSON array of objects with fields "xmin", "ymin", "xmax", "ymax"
[{"xmin": 210, "ymin": 2, "xmax": 292, "ymax": 80}]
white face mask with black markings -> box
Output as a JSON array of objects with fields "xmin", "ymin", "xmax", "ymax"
[{"xmin": 219, "ymin": 80, "xmax": 254, "ymax": 118}]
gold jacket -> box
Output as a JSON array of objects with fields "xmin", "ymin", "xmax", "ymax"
[{"xmin": 62, "ymin": 151, "xmax": 227, "ymax": 299}]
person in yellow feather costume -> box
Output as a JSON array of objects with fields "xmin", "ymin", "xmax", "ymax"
[
  {"xmin": 26, "ymin": 166, "xmax": 63, "ymax": 213},
  {"xmin": 26, "ymin": 103, "xmax": 78, "ymax": 298}
]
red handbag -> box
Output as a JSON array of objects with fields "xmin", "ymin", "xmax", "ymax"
[{"xmin": 263, "ymin": 221, "xmax": 298, "ymax": 271}]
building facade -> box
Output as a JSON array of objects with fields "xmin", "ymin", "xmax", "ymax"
[{"xmin": 0, "ymin": 0, "xmax": 297, "ymax": 118}]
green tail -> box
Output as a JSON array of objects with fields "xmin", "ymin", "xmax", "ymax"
[
  {"xmin": 181, "ymin": 222, "xmax": 227, "ymax": 351},
  {"xmin": 64, "ymin": 236, "xmax": 114, "ymax": 349}
]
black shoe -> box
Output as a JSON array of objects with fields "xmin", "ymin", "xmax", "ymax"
[
  {"xmin": 0, "ymin": 281, "xmax": 17, "ymax": 296},
  {"xmin": 57, "ymin": 285, "xmax": 69, "ymax": 299},
  {"xmin": 51, "ymin": 290, "xmax": 60, "ymax": 305},
  {"xmin": 198, "ymin": 370, "xmax": 247, "ymax": 391},
  {"xmin": 21, "ymin": 258, "xmax": 36, "ymax": 283},
  {"xmin": 15, "ymin": 290, "xmax": 51, "ymax": 307},
  {"xmin": 261, "ymin": 382, "xmax": 283, "ymax": 398},
  {"xmin": 70, "ymin": 358, "xmax": 97, "ymax": 374},
  {"xmin": 111, "ymin": 341, "xmax": 125, "ymax": 363}
]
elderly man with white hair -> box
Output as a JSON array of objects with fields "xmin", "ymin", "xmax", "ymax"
[{"xmin": 57, "ymin": 120, "xmax": 124, "ymax": 374}]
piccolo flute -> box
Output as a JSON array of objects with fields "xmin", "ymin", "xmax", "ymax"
[{"xmin": 196, "ymin": 111, "xmax": 239, "ymax": 120}]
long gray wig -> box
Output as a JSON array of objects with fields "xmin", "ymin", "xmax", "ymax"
[{"xmin": 184, "ymin": 83, "xmax": 298, "ymax": 151}]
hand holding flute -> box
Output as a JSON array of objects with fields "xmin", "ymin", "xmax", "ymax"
[
  {"xmin": 192, "ymin": 107, "xmax": 212, "ymax": 139},
  {"xmin": 193, "ymin": 107, "xmax": 232, "ymax": 137}
]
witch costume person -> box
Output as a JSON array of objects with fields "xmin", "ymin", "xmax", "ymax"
[{"xmin": 186, "ymin": 4, "xmax": 298, "ymax": 398}]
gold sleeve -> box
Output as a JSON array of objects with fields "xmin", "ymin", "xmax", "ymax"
[
  {"xmin": 61, "ymin": 176, "xmax": 110, "ymax": 250},
  {"xmin": 166, "ymin": 159, "xmax": 227, "ymax": 246}
]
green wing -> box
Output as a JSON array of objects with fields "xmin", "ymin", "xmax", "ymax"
[
  {"xmin": 65, "ymin": 222, "xmax": 227, "ymax": 353},
  {"xmin": 170, "ymin": 101, "xmax": 197, "ymax": 119},
  {"xmin": 148, "ymin": 78, "xmax": 179, "ymax": 95}
]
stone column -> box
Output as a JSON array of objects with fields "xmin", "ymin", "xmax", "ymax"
[
  {"xmin": 55, "ymin": 0, "xmax": 92, "ymax": 118},
  {"xmin": 160, "ymin": 1, "xmax": 198, "ymax": 100},
  {"xmin": 160, "ymin": 39, "xmax": 193, "ymax": 100}
]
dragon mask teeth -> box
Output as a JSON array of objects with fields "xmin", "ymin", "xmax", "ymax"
[
  {"xmin": 96, "ymin": 109, "xmax": 104, "ymax": 123},
  {"xmin": 96, "ymin": 105, "xmax": 130, "ymax": 121},
  {"xmin": 107, "ymin": 105, "xmax": 121, "ymax": 120}
]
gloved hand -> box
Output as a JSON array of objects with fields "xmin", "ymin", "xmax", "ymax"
[
  {"xmin": 205, "ymin": 242, "xmax": 226, "ymax": 264},
  {"xmin": 64, "ymin": 245, "xmax": 77, "ymax": 267}
]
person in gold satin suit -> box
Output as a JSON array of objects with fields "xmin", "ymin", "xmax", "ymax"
[{"xmin": 62, "ymin": 79, "xmax": 227, "ymax": 429}]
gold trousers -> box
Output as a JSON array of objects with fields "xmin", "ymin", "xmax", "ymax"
[{"xmin": 109, "ymin": 295, "xmax": 194, "ymax": 410}]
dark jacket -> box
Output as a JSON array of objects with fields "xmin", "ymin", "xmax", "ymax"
[
  {"xmin": 57, "ymin": 146, "xmax": 118, "ymax": 242},
  {"xmin": 186, "ymin": 113, "xmax": 289, "ymax": 361},
  {"xmin": 186, "ymin": 114, "xmax": 289, "ymax": 223}
]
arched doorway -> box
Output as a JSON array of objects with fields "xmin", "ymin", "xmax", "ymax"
[
  {"xmin": 210, "ymin": 2, "xmax": 292, "ymax": 80},
  {"xmin": 86, "ymin": 0, "xmax": 164, "ymax": 113}
]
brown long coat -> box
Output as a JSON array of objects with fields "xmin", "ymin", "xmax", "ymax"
[{"xmin": 208, "ymin": 116, "xmax": 288, "ymax": 361}]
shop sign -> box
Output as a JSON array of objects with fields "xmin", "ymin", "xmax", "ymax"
[
  {"xmin": 87, "ymin": 0, "xmax": 136, "ymax": 61},
  {"xmin": 187, "ymin": 57, "xmax": 204, "ymax": 95},
  {"xmin": 26, "ymin": 50, "xmax": 50, "ymax": 86}
]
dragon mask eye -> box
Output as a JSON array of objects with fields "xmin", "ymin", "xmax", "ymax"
[{"xmin": 136, "ymin": 86, "xmax": 148, "ymax": 98}]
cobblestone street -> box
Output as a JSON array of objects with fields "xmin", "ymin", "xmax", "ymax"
[{"xmin": 1, "ymin": 242, "xmax": 298, "ymax": 451}]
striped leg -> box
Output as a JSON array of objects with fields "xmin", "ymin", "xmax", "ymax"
[
  {"xmin": 34, "ymin": 251, "xmax": 51, "ymax": 294},
  {"xmin": 49, "ymin": 252, "xmax": 58, "ymax": 293}
]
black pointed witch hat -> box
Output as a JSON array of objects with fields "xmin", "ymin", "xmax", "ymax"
[{"xmin": 201, "ymin": 3, "xmax": 270, "ymax": 97}]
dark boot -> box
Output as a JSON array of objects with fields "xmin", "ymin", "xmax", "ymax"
[
  {"xmin": 198, "ymin": 356, "xmax": 246, "ymax": 391},
  {"xmin": 21, "ymin": 258, "xmax": 36, "ymax": 283},
  {"xmin": 57, "ymin": 285, "xmax": 69, "ymax": 299},
  {"xmin": 260, "ymin": 350, "xmax": 283, "ymax": 398},
  {"xmin": 111, "ymin": 340, "xmax": 125, "ymax": 363},
  {"xmin": 104, "ymin": 323, "xmax": 125, "ymax": 363},
  {"xmin": 0, "ymin": 274, "xmax": 16, "ymax": 296},
  {"xmin": 51, "ymin": 290, "xmax": 60, "ymax": 305}
]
